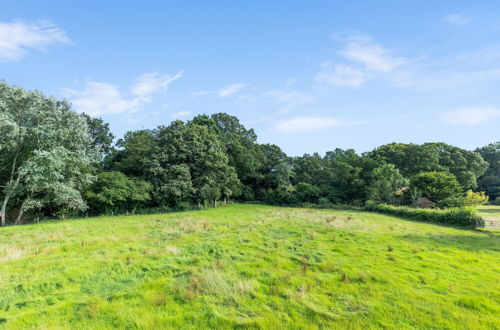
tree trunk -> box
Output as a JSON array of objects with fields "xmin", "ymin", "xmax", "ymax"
[
  {"xmin": 0, "ymin": 194, "xmax": 10, "ymax": 226},
  {"xmin": 15, "ymin": 208, "xmax": 24, "ymax": 225},
  {"xmin": 1, "ymin": 153, "xmax": 19, "ymax": 226},
  {"xmin": 15, "ymin": 198, "xmax": 28, "ymax": 225}
]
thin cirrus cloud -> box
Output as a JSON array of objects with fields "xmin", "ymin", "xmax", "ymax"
[
  {"xmin": 195, "ymin": 82, "xmax": 246, "ymax": 98},
  {"xmin": 171, "ymin": 110, "xmax": 192, "ymax": 119},
  {"xmin": 0, "ymin": 20, "xmax": 71, "ymax": 62},
  {"xmin": 274, "ymin": 117, "xmax": 356, "ymax": 133},
  {"xmin": 442, "ymin": 14, "xmax": 469, "ymax": 27},
  {"xmin": 63, "ymin": 71, "xmax": 183, "ymax": 116},
  {"xmin": 440, "ymin": 107, "xmax": 500, "ymax": 126},
  {"xmin": 315, "ymin": 33, "xmax": 407, "ymax": 87},
  {"xmin": 315, "ymin": 31, "xmax": 500, "ymax": 92}
]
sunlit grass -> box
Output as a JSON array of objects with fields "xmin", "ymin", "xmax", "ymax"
[
  {"xmin": 0, "ymin": 204, "xmax": 499, "ymax": 329},
  {"xmin": 478, "ymin": 204, "xmax": 500, "ymax": 221}
]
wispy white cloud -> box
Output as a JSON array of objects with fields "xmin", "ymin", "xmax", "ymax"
[
  {"xmin": 132, "ymin": 71, "xmax": 183, "ymax": 100},
  {"xmin": 440, "ymin": 107, "xmax": 500, "ymax": 126},
  {"xmin": 274, "ymin": 116, "xmax": 357, "ymax": 133},
  {"xmin": 196, "ymin": 82, "xmax": 246, "ymax": 98},
  {"xmin": 218, "ymin": 83, "xmax": 245, "ymax": 97},
  {"xmin": 316, "ymin": 33, "xmax": 407, "ymax": 87},
  {"xmin": 262, "ymin": 89, "xmax": 312, "ymax": 105},
  {"xmin": 316, "ymin": 63, "xmax": 372, "ymax": 87},
  {"xmin": 64, "ymin": 82, "xmax": 142, "ymax": 116},
  {"xmin": 317, "ymin": 32, "xmax": 500, "ymax": 92},
  {"xmin": 0, "ymin": 20, "xmax": 70, "ymax": 62},
  {"xmin": 443, "ymin": 14, "xmax": 469, "ymax": 26},
  {"xmin": 64, "ymin": 71, "xmax": 182, "ymax": 116},
  {"xmin": 171, "ymin": 110, "xmax": 191, "ymax": 118},
  {"xmin": 340, "ymin": 34, "xmax": 406, "ymax": 72}
]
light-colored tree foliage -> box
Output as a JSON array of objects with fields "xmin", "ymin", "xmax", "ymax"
[
  {"xmin": 0, "ymin": 82, "xmax": 97, "ymax": 225},
  {"xmin": 463, "ymin": 190, "xmax": 489, "ymax": 206}
]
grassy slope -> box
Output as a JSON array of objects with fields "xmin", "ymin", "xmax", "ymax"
[
  {"xmin": 478, "ymin": 205, "xmax": 500, "ymax": 221},
  {"xmin": 0, "ymin": 204, "xmax": 499, "ymax": 329}
]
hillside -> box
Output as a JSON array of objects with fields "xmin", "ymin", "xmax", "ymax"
[{"xmin": 0, "ymin": 204, "xmax": 499, "ymax": 329}]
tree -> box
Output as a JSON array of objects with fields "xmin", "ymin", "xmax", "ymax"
[
  {"xmin": 408, "ymin": 172, "xmax": 463, "ymax": 208},
  {"xmin": 292, "ymin": 153, "xmax": 330, "ymax": 195},
  {"xmin": 190, "ymin": 113, "xmax": 262, "ymax": 199},
  {"xmin": 323, "ymin": 149, "xmax": 376, "ymax": 204},
  {"xmin": 82, "ymin": 113, "xmax": 115, "ymax": 161},
  {"xmin": 369, "ymin": 143, "xmax": 440, "ymax": 177},
  {"xmin": 367, "ymin": 164, "xmax": 408, "ymax": 204},
  {"xmin": 108, "ymin": 129, "xmax": 156, "ymax": 177},
  {"xmin": 0, "ymin": 82, "xmax": 97, "ymax": 225},
  {"xmin": 253, "ymin": 144, "xmax": 294, "ymax": 202},
  {"xmin": 86, "ymin": 171, "xmax": 152, "ymax": 214},
  {"xmin": 148, "ymin": 121, "xmax": 240, "ymax": 207},
  {"xmin": 423, "ymin": 142, "xmax": 487, "ymax": 189},
  {"xmin": 293, "ymin": 182, "xmax": 320, "ymax": 203},
  {"xmin": 476, "ymin": 141, "xmax": 500, "ymax": 200},
  {"xmin": 369, "ymin": 142, "xmax": 488, "ymax": 189}
]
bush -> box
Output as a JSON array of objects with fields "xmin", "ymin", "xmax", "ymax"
[
  {"xmin": 415, "ymin": 197, "xmax": 434, "ymax": 209},
  {"xmin": 408, "ymin": 172, "xmax": 463, "ymax": 207},
  {"xmin": 493, "ymin": 197, "xmax": 500, "ymax": 205},
  {"xmin": 364, "ymin": 203, "xmax": 481, "ymax": 227},
  {"xmin": 463, "ymin": 190, "xmax": 489, "ymax": 206}
]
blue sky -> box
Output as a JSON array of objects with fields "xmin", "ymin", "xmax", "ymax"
[{"xmin": 1, "ymin": 1, "xmax": 500, "ymax": 156}]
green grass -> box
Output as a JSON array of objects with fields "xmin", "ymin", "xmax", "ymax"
[
  {"xmin": 478, "ymin": 204, "xmax": 500, "ymax": 221},
  {"xmin": 0, "ymin": 204, "xmax": 499, "ymax": 329}
]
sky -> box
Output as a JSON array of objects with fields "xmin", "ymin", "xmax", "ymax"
[{"xmin": 1, "ymin": 1, "xmax": 500, "ymax": 156}]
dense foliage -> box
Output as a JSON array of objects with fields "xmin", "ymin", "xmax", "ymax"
[
  {"xmin": 364, "ymin": 203, "xmax": 481, "ymax": 227},
  {"xmin": 0, "ymin": 82, "xmax": 97, "ymax": 225},
  {"xmin": 1, "ymin": 82, "xmax": 498, "ymax": 224},
  {"xmin": 476, "ymin": 141, "xmax": 500, "ymax": 204}
]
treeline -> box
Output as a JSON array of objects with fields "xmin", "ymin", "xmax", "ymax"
[{"xmin": 1, "ymin": 82, "xmax": 499, "ymax": 225}]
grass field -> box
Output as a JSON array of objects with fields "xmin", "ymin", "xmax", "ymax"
[
  {"xmin": 0, "ymin": 204, "xmax": 499, "ymax": 329},
  {"xmin": 478, "ymin": 205, "xmax": 500, "ymax": 221}
]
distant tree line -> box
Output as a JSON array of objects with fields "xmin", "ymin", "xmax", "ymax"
[{"xmin": 1, "ymin": 82, "xmax": 499, "ymax": 225}]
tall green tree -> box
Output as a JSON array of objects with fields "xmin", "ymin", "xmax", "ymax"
[
  {"xmin": 190, "ymin": 113, "xmax": 263, "ymax": 199},
  {"xmin": 476, "ymin": 141, "xmax": 500, "ymax": 201},
  {"xmin": 82, "ymin": 113, "xmax": 115, "ymax": 161},
  {"xmin": 324, "ymin": 149, "xmax": 375, "ymax": 204},
  {"xmin": 370, "ymin": 142, "xmax": 487, "ymax": 189},
  {"xmin": 367, "ymin": 163, "xmax": 408, "ymax": 204},
  {"xmin": 148, "ymin": 121, "xmax": 240, "ymax": 207},
  {"xmin": 108, "ymin": 129, "xmax": 156, "ymax": 177}
]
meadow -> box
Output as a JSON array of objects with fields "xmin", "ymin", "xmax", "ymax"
[
  {"xmin": 478, "ymin": 205, "xmax": 500, "ymax": 221},
  {"xmin": 0, "ymin": 204, "xmax": 499, "ymax": 329}
]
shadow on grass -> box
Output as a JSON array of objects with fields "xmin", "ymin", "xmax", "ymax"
[
  {"xmin": 478, "ymin": 208, "xmax": 500, "ymax": 214},
  {"xmin": 399, "ymin": 233, "xmax": 500, "ymax": 252}
]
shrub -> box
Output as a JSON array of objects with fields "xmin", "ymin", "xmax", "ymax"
[
  {"xmin": 408, "ymin": 172, "xmax": 464, "ymax": 207},
  {"xmin": 415, "ymin": 197, "xmax": 434, "ymax": 209},
  {"xmin": 364, "ymin": 203, "xmax": 481, "ymax": 227},
  {"xmin": 463, "ymin": 190, "xmax": 489, "ymax": 206}
]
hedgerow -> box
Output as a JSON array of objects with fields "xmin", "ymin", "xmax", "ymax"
[{"xmin": 364, "ymin": 203, "xmax": 482, "ymax": 228}]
